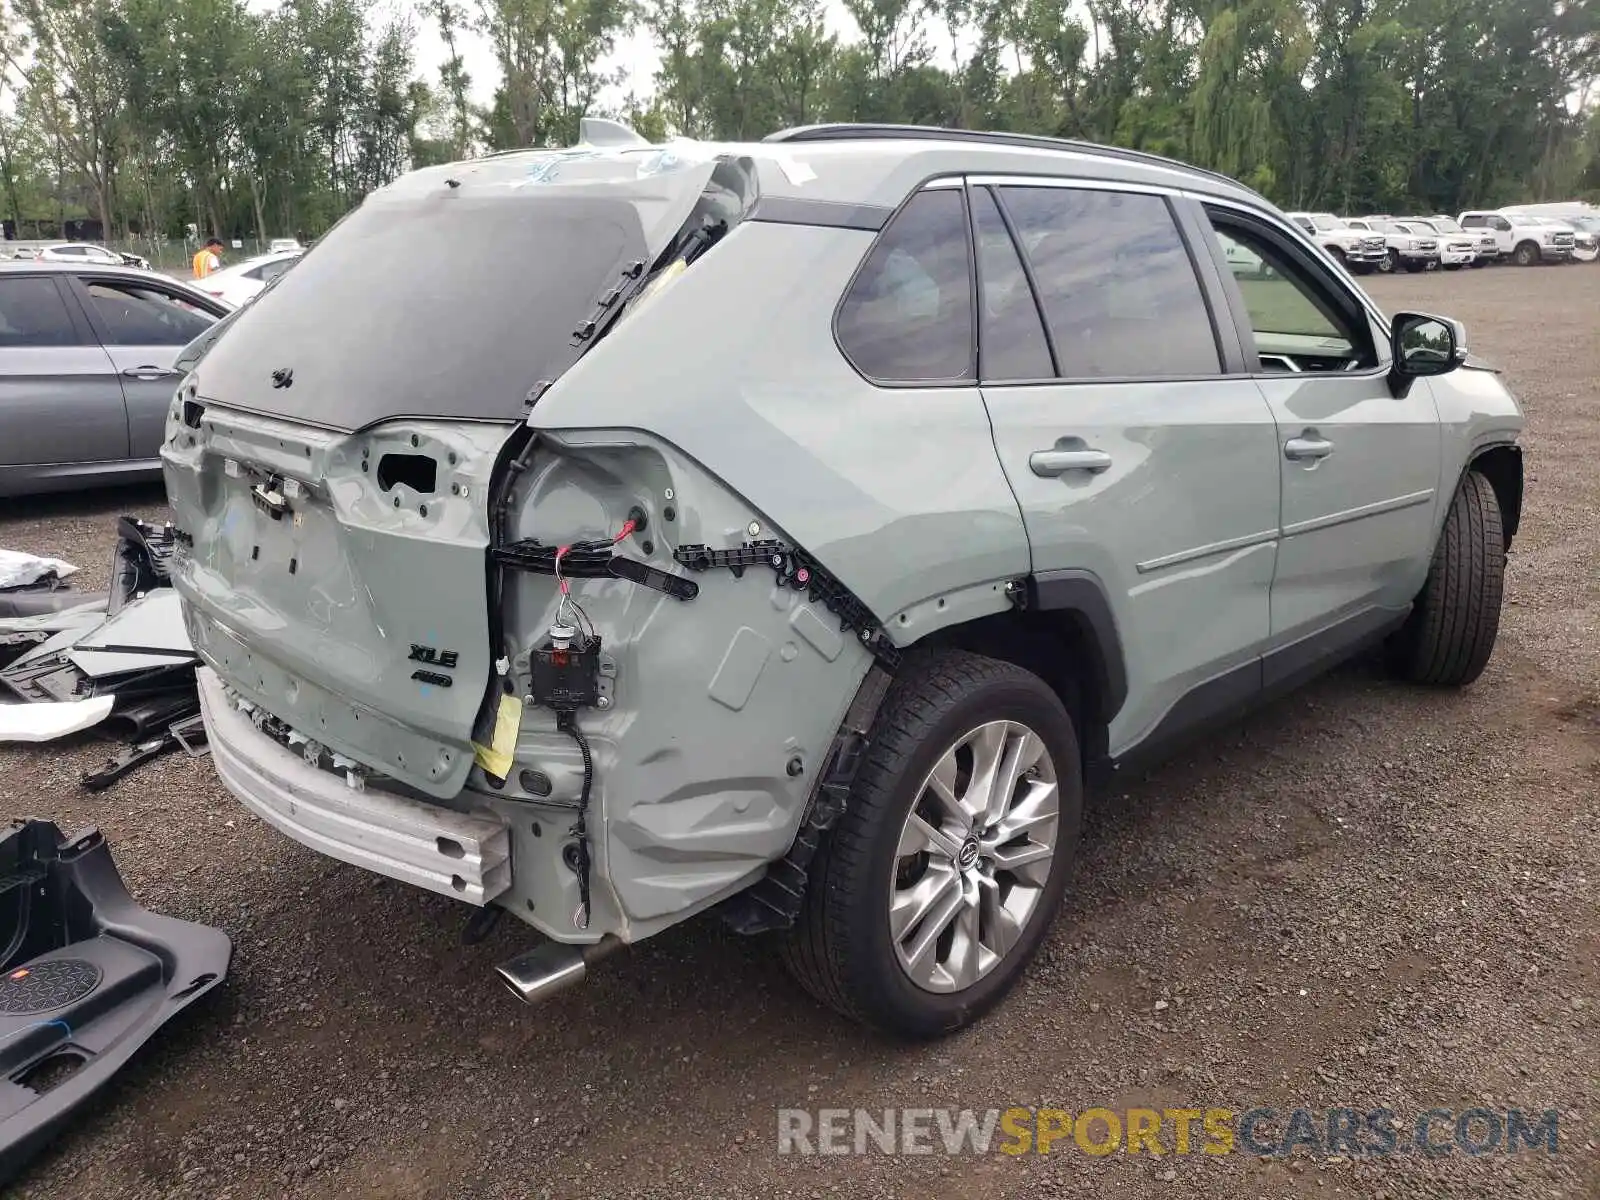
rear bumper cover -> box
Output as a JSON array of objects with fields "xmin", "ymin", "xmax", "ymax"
[
  {"xmin": 197, "ymin": 668, "xmax": 511, "ymax": 904},
  {"xmin": 0, "ymin": 820, "xmax": 231, "ymax": 1186}
]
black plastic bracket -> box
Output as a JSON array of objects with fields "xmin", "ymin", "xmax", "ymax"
[
  {"xmin": 493, "ymin": 539, "xmax": 699, "ymax": 602},
  {"xmin": 719, "ymin": 665, "xmax": 894, "ymax": 935},
  {"xmin": 674, "ymin": 540, "xmax": 901, "ymax": 668}
]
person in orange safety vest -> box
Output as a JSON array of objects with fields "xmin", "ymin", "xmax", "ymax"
[{"xmin": 192, "ymin": 238, "xmax": 224, "ymax": 279}]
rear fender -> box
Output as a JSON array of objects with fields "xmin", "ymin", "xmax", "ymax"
[{"xmin": 479, "ymin": 428, "xmax": 874, "ymax": 939}]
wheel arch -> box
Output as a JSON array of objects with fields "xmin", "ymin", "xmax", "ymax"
[
  {"xmin": 916, "ymin": 570, "xmax": 1128, "ymax": 774},
  {"xmin": 1469, "ymin": 442, "xmax": 1523, "ymax": 549}
]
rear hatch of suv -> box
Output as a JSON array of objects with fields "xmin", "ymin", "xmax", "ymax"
[{"xmin": 162, "ymin": 148, "xmax": 738, "ymax": 798}]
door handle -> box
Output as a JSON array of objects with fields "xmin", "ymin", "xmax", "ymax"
[
  {"xmin": 1029, "ymin": 448, "xmax": 1113, "ymax": 477},
  {"xmin": 1284, "ymin": 435, "xmax": 1333, "ymax": 462},
  {"xmin": 121, "ymin": 365, "xmax": 180, "ymax": 381}
]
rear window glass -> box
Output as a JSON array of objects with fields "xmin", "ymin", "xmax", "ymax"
[
  {"xmin": 836, "ymin": 189, "xmax": 975, "ymax": 383},
  {"xmin": 0, "ymin": 278, "xmax": 79, "ymax": 347},
  {"xmin": 192, "ymin": 192, "xmax": 649, "ymax": 431}
]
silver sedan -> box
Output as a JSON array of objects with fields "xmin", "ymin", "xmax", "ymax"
[{"xmin": 0, "ymin": 262, "xmax": 229, "ymax": 497}]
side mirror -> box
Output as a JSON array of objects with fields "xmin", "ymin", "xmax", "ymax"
[{"xmin": 1389, "ymin": 311, "xmax": 1464, "ymax": 395}]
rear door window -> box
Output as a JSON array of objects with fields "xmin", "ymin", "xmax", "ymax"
[
  {"xmin": 83, "ymin": 280, "xmax": 217, "ymax": 345},
  {"xmin": 970, "ymin": 187, "xmax": 1053, "ymax": 381},
  {"xmin": 0, "ymin": 277, "xmax": 81, "ymax": 347},
  {"xmin": 998, "ymin": 186, "xmax": 1220, "ymax": 379},
  {"xmin": 836, "ymin": 188, "xmax": 975, "ymax": 383}
]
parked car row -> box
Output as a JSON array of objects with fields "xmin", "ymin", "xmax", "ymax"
[{"xmin": 1286, "ymin": 207, "xmax": 1598, "ymax": 272}]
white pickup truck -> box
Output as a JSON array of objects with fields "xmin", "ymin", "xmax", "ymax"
[
  {"xmin": 1415, "ymin": 215, "xmax": 1498, "ymax": 266},
  {"xmin": 1343, "ymin": 217, "xmax": 1442, "ymax": 273},
  {"xmin": 1284, "ymin": 211, "xmax": 1388, "ymax": 273},
  {"xmin": 1459, "ymin": 210, "xmax": 1575, "ymax": 265}
]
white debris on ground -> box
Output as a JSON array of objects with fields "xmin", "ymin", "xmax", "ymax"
[{"xmin": 0, "ymin": 550, "xmax": 79, "ymax": 592}]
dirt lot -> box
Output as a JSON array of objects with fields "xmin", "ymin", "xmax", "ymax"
[{"xmin": 1, "ymin": 265, "xmax": 1597, "ymax": 1200}]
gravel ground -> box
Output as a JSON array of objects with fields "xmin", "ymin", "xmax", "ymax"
[{"xmin": 1, "ymin": 265, "xmax": 1596, "ymax": 1200}]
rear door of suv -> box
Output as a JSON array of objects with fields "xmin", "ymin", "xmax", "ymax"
[
  {"xmin": 966, "ymin": 177, "xmax": 1283, "ymax": 756},
  {"xmin": 1191, "ymin": 202, "xmax": 1442, "ymax": 674}
]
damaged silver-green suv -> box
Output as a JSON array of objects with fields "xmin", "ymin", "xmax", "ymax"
[{"xmin": 164, "ymin": 120, "xmax": 1523, "ymax": 1037}]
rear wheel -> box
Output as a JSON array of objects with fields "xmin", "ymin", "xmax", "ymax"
[
  {"xmin": 1388, "ymin": 470, "xmax": 1506, "ymax": 686},
  {"xmin": 781, "ymin": 650, "xmax": 1082, "ymax": 1038},
  {"xmin": 1513, "ymin": 240, "xmax": 1541, "ymax": 266}
]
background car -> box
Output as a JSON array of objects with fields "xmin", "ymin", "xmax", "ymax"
[
  {"xmin": 1284, "ymin": 211, "xmax": 1387, "ymax": 272},
  {"xmin": 34, "ymin": 242, "xmax": 126, "ymax": 267},
  {"xmin": 1460, "ymin": 210, "xmax": 1574, "ymax": 264},
  {"xmin": 0, "ymin": 262, "xmax": 229, "ymax": 496},
  {"xmin": 1418, "ymin": 215, "xmax": 1498, "ymax": 265},
  {"xmin": 1344, "ymin": 217, "xmax": 1440, "ymax": 272},
  {"xmin": 267, "ymin": 238, "xmax": 304, "ymax": 254},
  {"xmin": 194, "ymin": 249, "xmax": 302, "ymax": 308},
  {"xmin": 1520, "ymin": 214, "xmax": 1597, "ymax": 261}
]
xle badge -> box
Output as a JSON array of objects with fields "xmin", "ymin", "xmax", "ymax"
[{"xmin": 409, "ymin": 644, "xmax": 459, "ymax": 688}]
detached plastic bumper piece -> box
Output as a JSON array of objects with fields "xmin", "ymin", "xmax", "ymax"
[{"xmin": 0, "ymin": 820, "xmax": 232, "ymax": 1185}]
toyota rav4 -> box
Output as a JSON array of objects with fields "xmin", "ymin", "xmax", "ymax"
[{"xmin": 164, "ymin": 122, "xmax": 1524, "ymax": 1038}]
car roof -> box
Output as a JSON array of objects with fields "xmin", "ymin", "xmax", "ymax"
[
  {"xmin": 394, "ymin": 122, "xmax": 1273, "ymax": 217},
  {"xmin": 0, "ymin": 260, "xmax": 216, "ymax": 293},
  {"xmin": 206, "ymin": 250, "xmax": 300, "ymax": 276}
]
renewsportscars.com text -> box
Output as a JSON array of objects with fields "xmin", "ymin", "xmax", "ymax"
[{"xmin": 777, "ymin": 1106, "xmax": 1562, "ymax": 1158}]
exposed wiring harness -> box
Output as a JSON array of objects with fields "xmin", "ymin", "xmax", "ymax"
[
  {"xmin": 544, "ymin": 517, "xmax": 636, "ymax": 932},
  {"xmin": 557, "ymin": 708, "xmax": 595, "ymax": 930},
  {"xmin": 551, "ymin": 517, "xmax": 636, "ymax": 645}
]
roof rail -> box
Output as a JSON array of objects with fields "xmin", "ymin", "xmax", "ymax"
[{"xmin": 764, "ymin": 124, "xmax": 1256, "ymax": 195}]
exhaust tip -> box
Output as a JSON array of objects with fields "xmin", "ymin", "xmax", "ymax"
[{"xmin": 495, "ymin": 941, "xmax": 591, "ymax": 1006}]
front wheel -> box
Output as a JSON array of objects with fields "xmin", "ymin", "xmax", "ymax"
[
  {"xmin": 781, "ymin": 650, "xmax": 1082, "ymax": 1038},
  {"xmin": 1513, "ymin": 241, "xmax": 1540, "ymax": 266},
  {"xmin": 1387, "ymin": 470, "xmax": 1506, "ymax": 686},
  {"xmin": 1378, "ymin": 249, "xmax": 1398, "ymax": 274}
]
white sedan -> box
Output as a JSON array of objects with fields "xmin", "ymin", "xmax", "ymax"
[
  {"xmin": 194, "ymin": 249, "xmax": 302, "ymax": 308},
  {"xmin": 34, "ymin": 242, "xmax": 152, "ymax": 270}
]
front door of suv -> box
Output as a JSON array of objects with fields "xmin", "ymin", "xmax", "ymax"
[
  {"xmin": 971, "ymin": 179, "xmax": 1282, "ymax": 755},
  {"xmin": 1195, "ymin": 204, "xmax": 1441, "ymax": 676}
]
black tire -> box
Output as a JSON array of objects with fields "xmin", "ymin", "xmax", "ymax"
[
  {"xmin": 1388, "ymin": 470, "xmax": 1506, "ymax": 686},
  {"xmin": 1513, "ymin": 240, "xmax": 1540, "ymax": 266},
  {"xmin": 1378, "ymin": 249, "xmax": 1398, "ymax": 274},
  {"xmin": 781, "ymin": 649, "xmax": 1082, "ymax": 1038},
  {"xmin": 1470, "ymin": 257, "xmax": 1488, "ymax": 268},
  {"xmin": 1443, "ymin": 263, "xmax": 1462, "ymax": 271}
]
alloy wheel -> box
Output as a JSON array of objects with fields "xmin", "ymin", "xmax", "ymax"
[{"xmin": 888, "ymin": 720, "xmax": 1060, "ymax": 994}]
